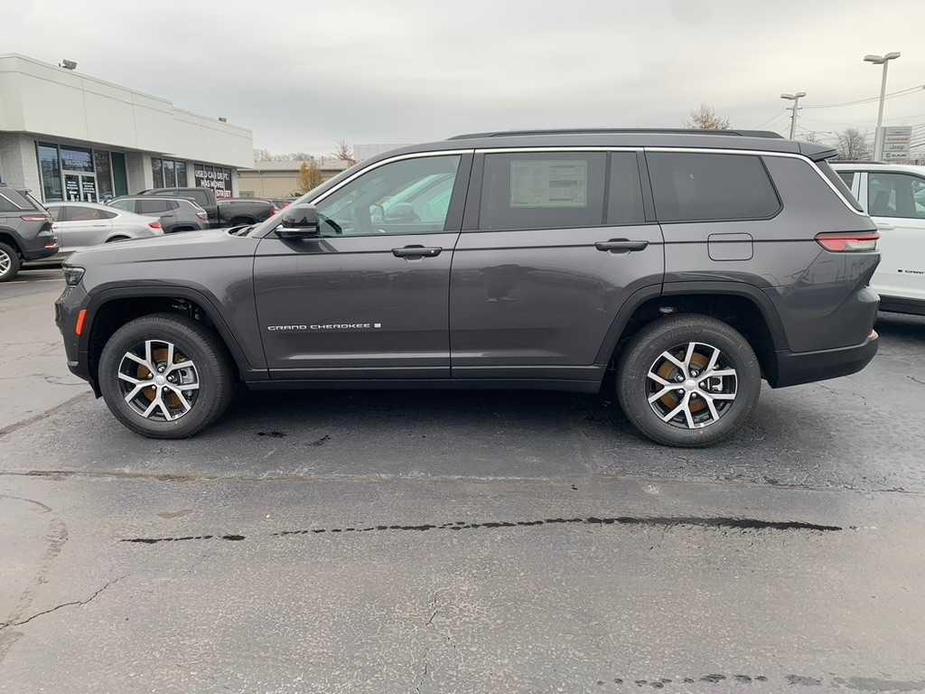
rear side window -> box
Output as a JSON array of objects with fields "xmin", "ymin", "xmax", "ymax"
[
  {"xmin": 109, "ymin": 199, "xmax": 135, "ymax": 212},
  {"xmin": 868, "ymin": 172, "xmax": 925, "ymax": 219},
  {"xmin": 479, "ymin": 152, "xmax": 607, "ymax": 230},
  {"xmin": 837, "ymin": 171, "xmax": 856, "ymax": 189},
  {"xmin": 139, "ymin": 200, "xmax": 169, "ymax": 214},
  {"xmin": 66, "ymin": 206, "xmax": 114, "ymax": 221},
  {"xmin": 647, "ymin": 152, "xmax": 781, "ymax": 223},
  {"xmin": 0, "ymin": 193, "xmax": 21, "ymax": 213}
]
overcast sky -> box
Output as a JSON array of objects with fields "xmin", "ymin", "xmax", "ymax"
[{"xmin": 4, "ymin": 0, "xmax": 925, "ymax": 154}]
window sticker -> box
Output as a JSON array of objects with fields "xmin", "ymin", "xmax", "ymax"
[{"xmin": 510, "ymin": 160, "xmax": 588, "ymax": 208}]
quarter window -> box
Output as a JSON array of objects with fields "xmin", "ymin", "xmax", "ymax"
[
  {"xmin": 314, "ymin": 155, "xmax": 461, "ymax": 236},
  {"xmin": 647, "ymin": 152, "xmax": 781, "ymax": 223},
  {"xmin": 65, "ymin": 206, "xmax": 113, "ymax": 221},
  {"xmin": 479, "ymin": 152, "xmax": 607, "ymax": 231},
  {"xmin": 868, "ymin": 172, "xmax": 925, "ymax": 219}
]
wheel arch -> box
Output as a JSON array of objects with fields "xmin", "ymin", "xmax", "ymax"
[
  {"xmin": 597, "ymin": 282, "xmax": 788, "ymax": 382},
  {"xmin": 84, "ymin": 285, "xmax": 255, "ymax": 390},
  {"xmin": 0, "ymin": 230, "xmax": 23, "ymax": 255}
]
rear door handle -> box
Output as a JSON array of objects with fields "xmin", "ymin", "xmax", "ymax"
[
  {"xmin": 392, "ymin": 245, "xmax": 443, "ymax": 258},
  {"xmin": 595, "ymin": 239, "xmax": 649, "ymax": 253}
]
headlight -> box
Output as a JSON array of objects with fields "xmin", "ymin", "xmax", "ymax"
[{"xmin": 63, "ymin": 266, "xmax": 85, "ymax": 286}]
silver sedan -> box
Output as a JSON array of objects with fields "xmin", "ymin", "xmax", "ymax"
[{"xmin": 46, "ymin": 202, "xmax": 164, "ymax": 260}]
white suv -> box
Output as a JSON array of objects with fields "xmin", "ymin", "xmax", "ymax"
[{"xmin": 832, "ymin": 162, "xmax": 925, "ymax": 315}]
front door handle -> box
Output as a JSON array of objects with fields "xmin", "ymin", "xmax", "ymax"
[
  {"xmin": 392, "ymin": 245, "xmax": 443, "ymax": 259},
  {"xmin": 595, "ymin": 239, "xmax": 649, "ymax": 253}
]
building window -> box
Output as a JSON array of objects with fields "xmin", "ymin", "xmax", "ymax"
[
  {"xmin": 94, "ymin": 151, "xmax": 114, "ymax": 200},
  {"xmin": 194, "ymin": 164, "xmax": 232, "ymax": 198},
  {"xmin": 37, "ymin": 143, "xmax": 63, "ymax": 202},
  {"xmin": 60, "ymin": 147, "xmax": 94, "ymax": 173},
  {"xmin": 151, "ymin": 157, "xmax": 188, "ymax": 189}
]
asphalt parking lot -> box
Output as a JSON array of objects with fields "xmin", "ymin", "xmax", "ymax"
[{"xmin": 1, "ymin": 270, "xmax": 925, "ymax": 693}]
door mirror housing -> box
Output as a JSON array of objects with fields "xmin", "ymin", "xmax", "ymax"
[{"xmin": 277, "ymin": 205, "xmax": 320, "ymax": 239}]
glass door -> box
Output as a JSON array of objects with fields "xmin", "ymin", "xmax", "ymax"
[{"xmin": 63, "ymin": 174, "xmax": 98, "ymax": 202}]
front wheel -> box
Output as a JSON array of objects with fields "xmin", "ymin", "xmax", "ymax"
[
  {"xmin": 616, "ymin": 314, "xmax": 761, "ymax": 447},
  {"xmin": 98, "ymin": 313, "xmax": 234, "ymax": 438}
]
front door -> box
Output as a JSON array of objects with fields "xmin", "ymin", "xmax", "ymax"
[
  {"xmin": 450, "ymin": 150, "xmax": 664, "ymax": 381},
  {"xmin": 254, "ymin": 152, "xmax": 471, "ymax": 379},
  {"xmin": 63, "ymin": 174, "xmax": 97, "ymax": 202},
  {"xmin": 863, "ymin": 170, "xmax": 925, "ymax": 303}
]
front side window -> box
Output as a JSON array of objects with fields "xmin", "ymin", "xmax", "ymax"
[
  {"xmin": 647, "ymin": 152, "xmax": 781, "ymax": 223},
  {"xmin": 315, "ymin": 155, "xmax": 460, "ymax": 236},
  {"xmin": 109, "ymin": 199, "xmax": 135, "ymax": 212},
  {"xmin": 139, "ymin": 200, "xmax": 169, "ymax": 214},
  {"xmin": 868, "ymin": 172, "xmax": 925, "ymax": 219},
  {"xmin": 479, "ymin": 152, "xmax": 606, "ymax": 231}
]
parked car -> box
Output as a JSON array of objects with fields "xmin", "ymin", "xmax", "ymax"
[
  {"xmin": 831, "ymin": 162, "xmax": 925, "ymax": 315},
  {"xmin": 0, "ymin": 185, "xmax": 57, "ymax": 281},
  {"xmin": 45, "ymin": 202, "xmax": 163, "ymax": 260},
  {"xmin": 108, "ymin": 196, "xmax": 208, "ymax": 233},
  {"xmin": 57, "ymin": 128, "xmax": 880, "ymax": 445},
  {"xmin": 137, "ymin": 187, "xmax": 276, "ymax": 227}
]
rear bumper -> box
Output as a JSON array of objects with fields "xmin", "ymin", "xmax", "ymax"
[{"xmin": 769, "ymin": 330, "xmax": 879, "ymax": 388}]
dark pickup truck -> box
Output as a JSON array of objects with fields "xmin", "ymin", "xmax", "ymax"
[{"xmin": 138, "ymin": 187, "xmax": 276, "ymax": 228}]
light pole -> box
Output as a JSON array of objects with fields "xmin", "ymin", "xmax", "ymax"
[
  {"xmin": 864, "ymin": 52, "xmax": 901, "ymax": 160},
  {"xmin": 780, "ymin": 92, "xmax": 807, "ymax": 140}
]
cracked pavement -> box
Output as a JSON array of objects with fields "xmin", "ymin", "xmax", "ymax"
[{"xmin": 1, "ymin": 273, "xmax": 925, "ymax": 692}]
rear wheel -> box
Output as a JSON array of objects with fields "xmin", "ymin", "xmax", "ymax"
[
  {"xmin": 106, "ymin": 236, "xmax": 129, "ymax": 243},
  {"xmin": 616, "ymin": 314, "xmax": 761, "ymax": 447},
  {"xmin": 98, "ymin": 313, "xmax": 234, "ymax": 438},
  {"xmin": 0, "ymin": 242, "xmax": 21, "ymax": 282}
]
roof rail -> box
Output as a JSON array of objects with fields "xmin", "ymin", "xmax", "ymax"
[{"xmin": 447, "ymin": 128, "xmax": 784, "ymax": 140}]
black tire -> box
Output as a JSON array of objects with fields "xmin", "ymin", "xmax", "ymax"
[
  {"xmin": 615, "ymin": 314, "xmax": 761, "ymax": 447},
  {"xmin": 98, "ymin": 313, "xmax": 234, "ymax": 438},
  {"xmin": 0, "ymin": 241, "xmax": 21, "ymax": 282}
]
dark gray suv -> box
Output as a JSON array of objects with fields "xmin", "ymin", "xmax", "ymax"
[
  {"xmin": 0, "ymin": 186, "xmax": 57, "ymax": 281},
  {"xmin": 55, "ymin": 129, "xmax": 880, "ymax": 446}
]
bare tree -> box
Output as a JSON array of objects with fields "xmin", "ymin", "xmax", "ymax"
[
  {"xmin": 253, "ymin": 148, "xmax": 272, "ymax": 161},
  {"xmin": 298, "ymin": 160, "xmax": 323, "ymax": 193},
  {"xmin": 332, "ymin": 140, "xmax": 357, "ymax": 165},
  {"xmin": 835, "ymin": 129, "xmax": 872, "ymax": 160},
  {"xmin": 685, "ymin": 105, "xmax": 730, "ymax": 130}
]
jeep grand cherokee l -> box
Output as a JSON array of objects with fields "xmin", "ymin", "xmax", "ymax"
[{"xmin": 55, "ymin": 129, "xmax": 880, "ymax": 446}]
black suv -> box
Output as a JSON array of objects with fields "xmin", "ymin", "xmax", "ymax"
[
  {"xmin": 0, "ymin": 186, "xmax": 57, "ymax": 281},
  {"xmin": 56, "ymin": 129, "xmax": 880, "ymax": 446}
]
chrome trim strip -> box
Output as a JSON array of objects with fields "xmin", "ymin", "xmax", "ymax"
[{"xmin": 308, "ymin": 149, "xmax": 473, "ymax": 205}]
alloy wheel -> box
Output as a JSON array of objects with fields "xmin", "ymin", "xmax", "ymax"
[
  {"xmin": 117, "ymin": 339, "xmax": 200, "ymax": 421},
  {"xmin": 646, "ymin": 341, "xmax": 738, "ymax": 429},
  {"xmin": 0, "ymin": 249, "xmax": 11, "ymax": 276}
]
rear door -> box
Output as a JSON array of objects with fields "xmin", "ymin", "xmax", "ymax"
[
  {"xmin": 862, "ymin": 170, "xmax": 925, "ymax": 303},
  {"xmin": 52, "ymin": 206, "xmax": 114, "ymax": 250},
  {"xmin": 254, "ymin": 152, "xmax": 472, "ymax": 379},
  {"xmin": 449, "ymin": 149, "xmax": 664, "ymax": 382}
]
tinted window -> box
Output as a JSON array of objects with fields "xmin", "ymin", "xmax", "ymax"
[
  {"xmin": 480, "ymin": 152, "xmax": 606, "ymax": 230},
  {"xmin": 315, "ymin": 155, "xmax": 460, "ymax": 236},
  {"xmin": 48, "ymin": 206, "xmax": 64, "ymax": 221},
  {"xmin": 607, "ymin": 153, "xmax": 645, "ymax": 225},
  {"xmin": 868, "ymin": 172, "xmax": 925, "ymax": 219},
  {"xmin": 38, "ymin": 144, "xmax": 63, "ymax": 201},
  {"xmin": 66, "ymin": 206, "xmax": 110, "ymax": 221},
  {"xmin": 109, "ymin": 199, "xmax": 135, "ymax": 212},
  {"xmin": 648, "ymin": 153, "xmax": 780, "ymax": 223},
  {"xmin": 138, "ymin": 200, "xmax": 169, "ymax": 214}
]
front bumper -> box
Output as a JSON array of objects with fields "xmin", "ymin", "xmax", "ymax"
[
  {"xmin": 769, "ymin": 330, "xmax": 879, "ymax": 388},
  {"xmin": 54, "ymin": 283, "xmax": 92, "ymax": 385}
]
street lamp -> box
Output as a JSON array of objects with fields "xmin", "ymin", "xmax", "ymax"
[
  {"xmin": 780, "ymin": 92, "xmax": 807, "ymax": 140},
  {"xmin": 864, "ymin": 52, "xmax": 901, "ymax": 160}
]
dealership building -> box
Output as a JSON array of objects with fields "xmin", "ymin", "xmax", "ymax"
[{"xmin": 0, "ymin": 54, "xmax": 253, "ymax": 203}]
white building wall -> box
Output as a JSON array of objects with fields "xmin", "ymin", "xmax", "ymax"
[
  {"xmin": 0, "ymin": 132, "xmax": 40, "ymax": 192},
  {"xmin": 0, "ymin": 54, "xmax": 253, "ymax": 169}
]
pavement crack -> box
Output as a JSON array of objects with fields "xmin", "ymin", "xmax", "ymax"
[{"xmin": 0, "ymin": 577, "xmax": 123, "ymax": 631}]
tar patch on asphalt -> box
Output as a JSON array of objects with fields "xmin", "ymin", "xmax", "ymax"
[{"xmin": 120, "ymin": 514, "xmax": 841, "ymax": 545}]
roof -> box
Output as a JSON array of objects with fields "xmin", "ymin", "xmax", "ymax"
[
  {"xmin": 365, "ymin": 130, "xmax": 834, "ymax": 163},
  {"xmin": 831, "ymin": 162, "xmax": 925, "ymax": 173},
  {"xmin": 448, "ymin": 128, "xmax": 784, "ymax": 140}
]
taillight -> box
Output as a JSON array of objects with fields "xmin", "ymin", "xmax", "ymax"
[
  {"xmin": 21, "ymin": 214, "xmax": 50, "ymax": 222},
  {"xmin": 149, "ymin": 222, "xmax": 164, "ymax": 234},
  {"xmin": 815, "ymin": 232, "xmax": 879, "ymax": 253},
  {"xmin": 196, "ymin": 211, "xmax": 208, "ymax": 220}
]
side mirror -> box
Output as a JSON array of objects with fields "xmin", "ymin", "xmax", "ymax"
[{"xmin": 277, "ymin": 205, "xmax": 320, "ymax": 239}]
